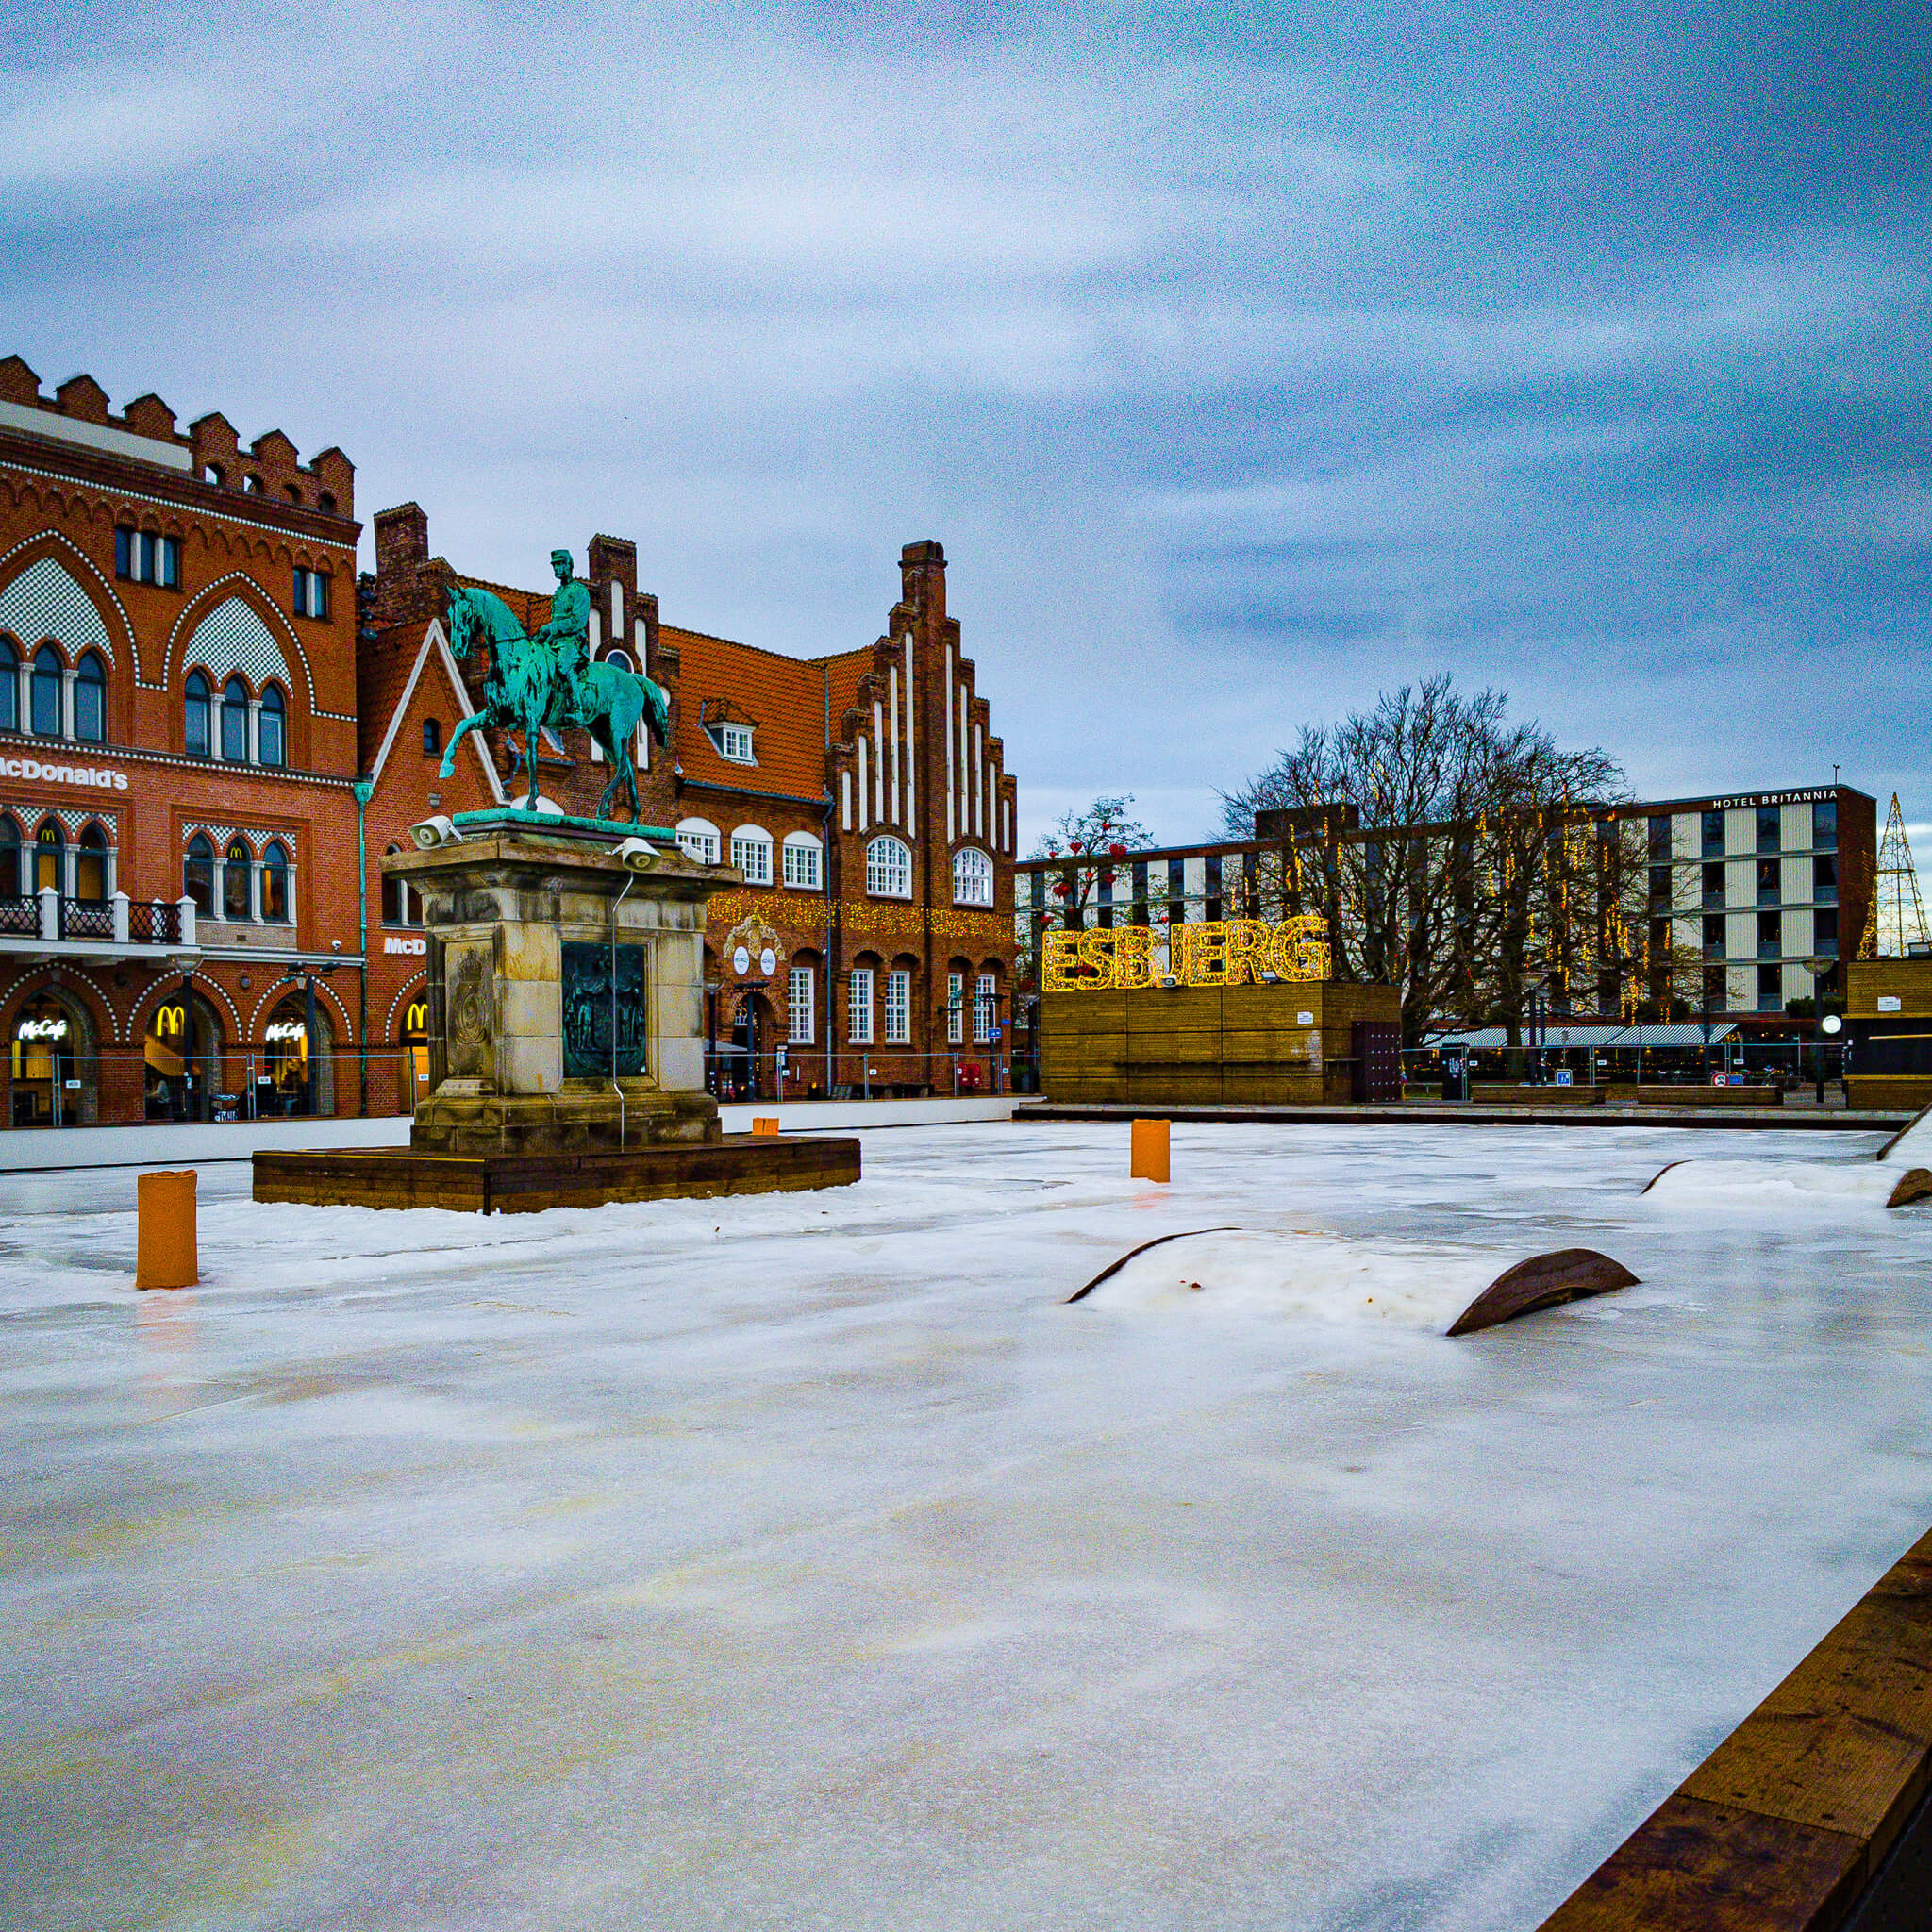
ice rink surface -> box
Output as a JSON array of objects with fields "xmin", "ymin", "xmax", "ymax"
[{"xmin": 4, "ymin": 1121, "xmax": 1931, "ymax": 1931}]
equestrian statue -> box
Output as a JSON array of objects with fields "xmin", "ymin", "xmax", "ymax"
[{"xmin": 439, "ymin": 548, "xmax": 671, "ymax": 821}]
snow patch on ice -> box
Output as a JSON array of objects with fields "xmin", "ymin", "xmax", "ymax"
[
  {"xmin": 1080, "ymin": 1230, "xmax": 1505, "ymax": 1332},
  {"xmin": 1643, "ymin": 1158, "xmax": 1906, "ymax": 1210},
  {"xmin": 1882, "ymin": 1106, "xmax": 1932, "ymax": 1166}
]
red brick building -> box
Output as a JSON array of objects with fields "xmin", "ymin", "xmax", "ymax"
[
  {"xmin": 365, "ymin": 506, "xmax": 1020, "ymax": 1097},
  {"xmin": 0, "ymin": 356, "xmax": 1020, "ymax": 1126},
  {"xmin": 0, "ymin": 358, "xmax": 505, "ymax": 1125}
]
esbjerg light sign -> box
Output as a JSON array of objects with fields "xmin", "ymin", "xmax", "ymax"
[
  {"xmin": 1044, "ymin": 916, "xmax": 1331, "ymax": 991},
  {"xmin": 0, "ymin": 755, "xmax": 128, "ymax": 791}
]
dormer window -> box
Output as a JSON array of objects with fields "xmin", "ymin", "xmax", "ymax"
[{"xmin": 715, "ymin": 724, "xmax": 754, "ymax": 764}]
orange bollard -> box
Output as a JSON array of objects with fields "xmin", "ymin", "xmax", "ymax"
[
  {"xmin": 752, "ymin": 1116, "xmax": 780, "ymax": 1137},
  {"xmin": 1130, "ymin": 1117, "xmax": 1170, "ymax": 1184},
  {"xmin": 136, "ymin": 1170, "xmax": 198, "ymax": 1291}
]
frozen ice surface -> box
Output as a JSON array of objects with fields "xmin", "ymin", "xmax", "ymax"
[{"xmin": 4, "ymin": 1121, "xmax": 1931, "ymax": 1932}]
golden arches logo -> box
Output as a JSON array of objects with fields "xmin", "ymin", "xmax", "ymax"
[
  {"xmin": 404, "ymin": 1001, "xmax": 428, "ymax": 1036},
  {"xmin": 153, "ymin": 1003, "xmax": 186, "ymax": 1038}
]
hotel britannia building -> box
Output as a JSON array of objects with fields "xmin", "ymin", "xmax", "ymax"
[{"xmin": 0, "ymin": 355, "xmax": 1019, "ymax": 1127}]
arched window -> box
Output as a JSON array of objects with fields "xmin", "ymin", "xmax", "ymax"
[
  {"xmin": 184, "ymin": 834, "xmax": 214, "ymax": 912},
  {"xmin": 258, "ymin": 683, "xmax": 286, "ymax": 767},
  {"xmin": 224, "ymin": 838, "xmax": 253, "ymax": 920},
  {"xmin": 284, "ymin": 484, "xmax": 303, "ymax": 506},
  {"xmin": 781, "ymin": 832, "xmax": 823, "ymax": 891},
  {"xmin": 953, "ymin": 846, "xmax": 993, "ymax": 907},
  {"xmin": 261, "ymin": 841, "xmax": 291, "ymax": 922},
  {"xmin": 0, "ymin": 640, "xmax": 17, "ymax": 733},
  {"xmin": 605, "ymin": 647, "xmax": 633, "ymax": 672},
  {"xmin": 30, "ymin": 646, "xmax": 61, "ymax": 738},
  {"xmin": 317, "ymin": 491, "xmax": 336, "ymax": 516},
  {"xmin": 675, "ymin": 818, "xmax": 721, "ymax": 865},
  {"xmin": 0, "ymin": 815, "xmax": 18, "ymax": 894},
  {"xmin": 185, "ymin": 672, "xmax": 211, "ymax": 758},
  {"xmin": 35, "ymin": 820, "xmax": 64, "ymax": 892},
  {"xmin": 75, "ymin": 823, "xmax": 108, "ymax": 902},
  {"xmin": 729, "ymin": 824, "xmax": 774, "ymax": 885},
  {"xmin": 422, "ymin": 716, "xmax": 441, "ymax": 757},
  {"xmin": 221, "ymin": 675, "xmax": 249, "ymax": 762},
  {"xmin": 865, "ymin": 835, "xmax": 911, "ymax": 899},
  {"xmin": 204, "ymin": 463, "xmax": 225, "ymax": 488},
  {"xmin": 74, "ymin": 652, "xmax": 106, "ymax": 743},
  {"xmin": 244, "ymin": 474, "xmax": 264, "ymax": 495}
]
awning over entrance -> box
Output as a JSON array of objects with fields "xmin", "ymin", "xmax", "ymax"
[{"xmin": 1426, "ymin": 1023, "xmax": 1739, "ymax": 1051}]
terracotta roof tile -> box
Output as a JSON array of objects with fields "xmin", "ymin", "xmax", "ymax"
[{"xmin": 663, "ymin": 624, "xmax": 830, "ymax": 804}]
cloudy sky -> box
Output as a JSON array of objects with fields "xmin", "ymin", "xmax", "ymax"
[{"xmin": 4, "ymin": 0, "xmax": 1926, "ymax": 846}]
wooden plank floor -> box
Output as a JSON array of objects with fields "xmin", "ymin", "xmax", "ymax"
[{"xmin": 1540, "ymin": 1527, "xmax": 1932, "ymax": 1931}]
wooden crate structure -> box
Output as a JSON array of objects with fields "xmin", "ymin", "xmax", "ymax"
[{"xmin": 1039, "ymin": 981, "xmax": 1402, "ymax": 1106}]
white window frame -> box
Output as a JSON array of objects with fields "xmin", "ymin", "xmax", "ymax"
[
  {"xmin": 782, "ymin": 832, "xmax": 823, "ymax": 890},
  {"xmin": 953, "ymin": 845, "xmax": 993, "ymax": 906},
  {"xmin": 729, "ymin": 825, "xmax": 774, "ymax": 885},
  {"xmin": 946, "ymin": 970, "xmax": 965, "ymax": 1045},
  {"xmin": 883, "ymin": 969, "xmax": 910, "ymax": 1044},
  {"xmin": 848, "ymin": 967, "xmax": 874, "ymax": 1044},
  {"xmin": 974, "ymin": 973, "xmax": 996, "ymax": 1044},
  {"xmin": 714, "ymin": 724, "xmax": 756, "ymax": 764},
  {"xmin": 865, "ymin": 834, "xmax": 911, "ymax": 899},
  {"xmin": 675, "ymin": 817, "xmax": 721, "ymax": 865},
  {"xmin": 788, "ymin": 965, "xmax": 815, "ymax": 1043}
]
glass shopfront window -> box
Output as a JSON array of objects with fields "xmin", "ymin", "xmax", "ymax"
[{"xmin": 10, "ymin": 996, "xmax": 75, "ymax": 1126}]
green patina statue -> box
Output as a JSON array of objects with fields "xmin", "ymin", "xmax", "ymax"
[{"xmin": 440, "ymin": 549, "xmax": 671, "ymax": 820}]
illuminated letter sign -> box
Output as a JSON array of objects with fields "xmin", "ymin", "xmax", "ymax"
[
  {"xmin": 1047, "ymin": 915, "xmax": 1331, "ymax": 990},
  {"xmin": 153, "ymin": 1003, "xmax": 185, "ymax": 1038}
]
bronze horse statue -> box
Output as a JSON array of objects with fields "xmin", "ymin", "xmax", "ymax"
[{"xmin": 439, "ymin": 581, "xmax": 671, "ymax": 820}]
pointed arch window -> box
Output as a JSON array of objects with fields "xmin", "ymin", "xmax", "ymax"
[
  {"xmin": 221, "ymin": 676, "xmax": 249, "ymax": 762},
  {"xmin": 75, "ymin": 652, "xmax": 106, "ymax": 743},
  {"xmin": 30, "ymin": 646, "xmax": 60, "ymax": 738},
  {"xmin": 258, "ymin": 684, "xmax": 287, "ymax": 767},
  {"xmin": 75, "ymin": 823, "xmax": 108, "ymax": 902},
  {"xmin": 262, "ymin": 841, "xmax": 291, "ymax": 922},
  {"xmin": 35, "ymin": 821, "xmax": 64, "ymax": 893},
  {"xmin": 184, "ymin": 833, "xmax": 214, "ymax": 913},
  {"xmin": 224, "ymin": 838, "xmax": 253, "ymax": 920},
  {"xmin": 0, "ymin": 641, "xmax": 16, "ymax": 733},
  {"xmin": 185, "ymin": 672, "xmax": 212, "ymax": 758}
]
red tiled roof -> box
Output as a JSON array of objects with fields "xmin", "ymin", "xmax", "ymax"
[{"xmin": 664, "ymin": 624, "xmax": 831, "ymax": 803}]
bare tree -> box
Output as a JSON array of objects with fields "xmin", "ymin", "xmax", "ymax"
[
  {"xmin": 1028, "ymin": 795, "xmax": 1152, "ymax": 930},
  {"xmin": 1222, "ymin": 677, "xmax": 1636, "ymax": 1044}
]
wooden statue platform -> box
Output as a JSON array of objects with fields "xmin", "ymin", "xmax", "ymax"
[{"xmin": 253, "ymin": 1134, "xmax": 860, "ymax": 1215}]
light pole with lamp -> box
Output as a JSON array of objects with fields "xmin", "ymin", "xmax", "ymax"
[{"xmin": 1802, "ymin": 956, "xmax": 1840, "ymax": 1106}]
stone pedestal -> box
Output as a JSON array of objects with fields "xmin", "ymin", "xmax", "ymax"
[{"xmin": 384, "ymin": 814, "xmax": 726, "ymax": 1156}]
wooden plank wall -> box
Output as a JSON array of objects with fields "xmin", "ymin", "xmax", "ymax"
[{"xmin": 1040, "ymin": 982, "xmax": 1402, "ymax": 1105}]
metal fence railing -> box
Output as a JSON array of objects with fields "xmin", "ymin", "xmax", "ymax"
[{"xmin": 703, "ymin": 1045, "xmax": 1012, "ymax": 1103}]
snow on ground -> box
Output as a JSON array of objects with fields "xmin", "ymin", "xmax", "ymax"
[{"xmin": 4, "ymin": 1121, "xmax": 1931, "ymax": 1932}]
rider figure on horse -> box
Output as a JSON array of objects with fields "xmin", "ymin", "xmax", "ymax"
[{"xmin": 532, "ymin": 548, "xmax": 592, "ymax": 727}]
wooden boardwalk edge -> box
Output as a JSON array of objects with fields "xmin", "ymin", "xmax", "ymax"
[{"xmin": 1539, "ymin": 1527, "xmax": 1932, "ymax": 1931}]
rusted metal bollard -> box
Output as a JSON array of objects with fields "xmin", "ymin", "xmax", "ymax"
[{"xmin": 136, "ymin": 1170, "xmax": 198, "ymax": 1290}]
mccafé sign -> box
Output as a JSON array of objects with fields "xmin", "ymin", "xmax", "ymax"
[
  {"xmin": 1044, "ymin": 915, "xmax": 1331, "ymax": 991},
  {"xmin": 0, "ymin": 754, "xmax": 128, "ymax": 790}
]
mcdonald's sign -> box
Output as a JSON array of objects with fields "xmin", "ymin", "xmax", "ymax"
[
  {"xmin": 404, "ymin": 1002, "xmax": 429, "ymax": 1037},
  {"xmin": 152, "ymin": 1004, "xmax": 186, "ymax": 1039}
]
